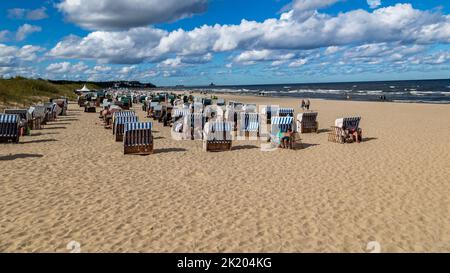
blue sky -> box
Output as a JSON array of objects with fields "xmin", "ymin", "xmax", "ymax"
[{"xmin": 0, "ymin": 0, "xmax": 449, "ymax": 86}]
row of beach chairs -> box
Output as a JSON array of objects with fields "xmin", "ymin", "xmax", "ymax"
[
  {"xmin": 98, "ymin": 110, "xmax": 154, "ymax": 155},
  {"xmin": 1, "ymin": 100, "xmax": 66, "ymax": 144},
  {"xmin": 92, "ymin": 98, "xmax": 362, "ymax": 156}
]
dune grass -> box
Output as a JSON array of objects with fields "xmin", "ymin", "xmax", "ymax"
[{"xmin": 0, "ymin": 77, "xmax": 99, "ymax": 110}]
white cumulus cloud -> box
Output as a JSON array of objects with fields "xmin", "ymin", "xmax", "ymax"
[{"xmin": 57, "ymin": 0, "xmax": 207, "ymax": 30}]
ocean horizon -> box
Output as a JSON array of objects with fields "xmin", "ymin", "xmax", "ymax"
[{"xmin": 167, "ymin": 78, "xmax": 450, "ymax": 104}]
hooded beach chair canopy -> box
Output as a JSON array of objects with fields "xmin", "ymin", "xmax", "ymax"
[
  {"xmin": 278, "ymin": 108, "xmax": 294, "ymax": 116},
  {"xmin": 125, "ymin": 122, "xmax": 152, "ymax": 132},
  {"xmin": 335, "ymin": 117, "xmax": 361, "ymax": 130},
  {"xmin": 204, "ymin": 121, "xmax": 233, "ymax": 141},
  {"xmin": 173, "ymin": 108, "xmax": 190, "ymax": 118},
  {"xmin": 239, "ymin": 112, "xmax": 260, "ymax": 132},
  {"xmin": 0, "ymin": 114, "xmax": 20, "ymax": 139}
]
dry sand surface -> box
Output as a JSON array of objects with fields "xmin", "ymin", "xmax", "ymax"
[{"xmin": 1, "ymin": 95, "xmax": 450, "ymax": 253}]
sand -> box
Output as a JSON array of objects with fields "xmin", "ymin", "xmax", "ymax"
[{"xmin": 1, "ymin": 95, "xmax": 449, "ymax": 253}]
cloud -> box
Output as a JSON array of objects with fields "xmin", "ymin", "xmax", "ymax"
[
  {"xmin": 0, "ymin": 30, "xmax": 11, "ymax": 42},
  {"xmin": 49, "ymin": 27, "xmax": 167, "ymax": 63},
  {"xmin": 57, "ymin": 0, "xmax": 208, "ymax": 30},
  {"xmin": 119, "ymin": 65, "xmax": 137, "ymax": 74},
  {"xmin": 0, "ymin": 44, "xmax": 45, "ymax": 67},
  {"xmin": 7, "ymin": 8, "xmax": 26, "ymax": 19},
  {"xmin": 46, "ymin": 61, "xmax": 90, "ymax": 74},
  {"xmin": 93, "ymin": 65, "xmax": 111, "ymax": 72},
  {"xmin": 16, "ymin": 24, "xmax": 42, "ymax": 41},
  {"xmin": 233, "ymin": 50, "xmax": 295, "ymax": 65},
  {"xmin": 26, "ymin": 7, "xmax": 49, "ymax": 20},
  {"xmin": 324, "ymin": 46, "xmax": 341, "ymax": 55},
  {"xmin": 158, "ymin": 57, "xmax": 183, "ymax": 68},
  {"xmin": 46, "ymin": 62, "xmax": 72, "ymax": 73},
  {"xmin": 367, "ymin": 0, "xmax": 382, "ymax": 9},
  {"xmin": 7, "ymin": 7, "xmax": 48, "ymax": 20},
  {"xmin": 288, "ymin": 58, "xmax": 308, "ymax": 67},
  {"xmin": 42, "ymin": 2, "xmax": 450, "ymax": 81}
]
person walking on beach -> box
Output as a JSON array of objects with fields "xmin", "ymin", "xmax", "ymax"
[
  {"xmin": 305, "ymin": 99, "xmax": 310, "ymax": 111},
  {"xmin": 301, "ymin": 99, "xmax": 305, "ymax": 110}
]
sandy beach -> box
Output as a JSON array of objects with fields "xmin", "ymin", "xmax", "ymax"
[{"xmin": 1, "ymin": 95, "xmax": 449, "ymax": 253}]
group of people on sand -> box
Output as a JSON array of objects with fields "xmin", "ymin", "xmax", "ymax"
[{"xmin": 300, "ymin": 99, "xmax": 311, "ymax": 111}]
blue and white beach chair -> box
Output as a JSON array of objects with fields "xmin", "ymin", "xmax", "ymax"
[
  {"xmin": 112, "ymin": 111, "xmax": 136, "ymax": 132},
  {"xmin": 114, "ymin": 116, "xmax": 139, "ymax": 141},
  {"xmin": 203, "ymin": 121, "xmax": 233, "ymax": 152},
  {"xmin": 0, "ymin": 114, "xmax": 20, "ymax": 143},
  {"xmin": 123, "ymin": 122, "xmax": 153, "ymax": 155},
  {"xmin": 270, "ymin": 116, "xmax": 301, "ymax": 149},
  {"xmin": 329, "ymin": 117, "xmax": 362, "ymax": 143},
  {"xmin": 278, "ymin": 108, "xmax": 294, "ymax": 117},
  {"xmin": 239, "ymin": 112, "xmax": 260, "ymax": 138}
]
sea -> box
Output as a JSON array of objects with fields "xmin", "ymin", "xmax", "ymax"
[{"xmin": 175, "ymin": 79, "xmax": 450, "ymax": 104}]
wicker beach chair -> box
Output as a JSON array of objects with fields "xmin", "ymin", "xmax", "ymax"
[
  {"xmin": 297, "ymin": 112, "xmax": 319, "ymax": 133},
  {"xmin": 203, "ymin": 121, "xmax": 233, "ymax": 152},
  {"xmin": 27, "ymin": 107, "xmax": 42, "ymax": 130},
  {"xmin": 270, "ymin": 116, "xmax": 301, "ymax": 149},
  {"xmin": 53, "ymin": 98, "xmax": 68, "ymax": 116},
  {"xmin": 4, "ymin": 109, "xmax": 32, "ymax": 136},
  {"xmin": 239, "ymin": 112, "xmax": 260, "ymax": 138},
  {"xmin": 183, "ymin": 113, "xmax": 205, "ymax": 140},
  {"xmin": 32, "ymin": 105, "xmax": 47, "ymax": 128},
  {"xmin": 152, "ymin": 105, "xmax": 163, "ymax": 120},
  {"xmin": 278, "ymin": 108, "xmax": 295, "ymax": 117},
  {"xmin": 328, "ymin": 117, "xmax": 362, "ymax": 144},
  {"xmin": 147, "ymin": 102, "xmax": 158, "ymax": 118},
  {"xmin": 84, "ymin": 101, "xmax": 96, "ymax": 113},
  {"xmin": 0, "ymin": 114, "xmax": 20, "ymax": 143},
  {"xmin": 225, "ymin": 106, "xmax": 242, "ymax": 132},
  {"xmin": 112, "ymin": 111, "xmax": 135, "ymax": 132},
  {"xmin": 123, "ymin": 122, "xmax": 153, "ymax": 155},
  {"xmin": 114, "ymin": 116, "xmax": 139, "ymax": 142},
  {"xmin": 46, "ymin": 103, "xmax": 57, "ymax": 121},
  {"xmin": 261, "ymin": 105, "xmax": 279, "ymax": 124}
]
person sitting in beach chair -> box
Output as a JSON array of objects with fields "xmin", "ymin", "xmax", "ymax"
[
  {"xmin": 328, "ymin": 117, "xmax": 362, "ymax": 144},
  {"xmin": 279, "ymin": 128, "xmax": 295, "ymax": 149},
  {"xmin": 270, "ymin": 116, "xmax": 301, "ymax": 150}
]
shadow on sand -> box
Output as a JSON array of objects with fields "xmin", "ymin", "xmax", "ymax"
[
  {"xmin": 317, "ymin": 129, "xmax": 331, "ymax": 134},
  {"xmin": 0, "ymin": 153, "xmax": 43, "ymax": 161},
  {"xmin": 20, "ymin": 139, "xmax": 58, "ymax": 144},
  {"xmin": 232, "ymin": 145, "xmax": 259, "ymax": 151},
  {"xmin": 154, "ymin": 148, "xmax": 187, "ymax": 154},
  {"xmin": 43, "ymin": 126, "xmax": 67, "ymax": 130},
  {"xmin": 299, "ymin": 143, "xmax": 320, "ymax": 149},
  {"xmin": 30, "ymin": 132, "xmax": 59, "ymax": 137}
]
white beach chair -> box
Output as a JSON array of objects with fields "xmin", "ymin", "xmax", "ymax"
[
  {"xmin": 328, "ymin": 117, "xmax": 362, "ymax": 143},
  {"xmin": 296, "ymin": 112, "xmax": 319, "ymax": 133},
  {"xmin": 203, "ymin": 121, "xmax": 233, "ymax": 152}
]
